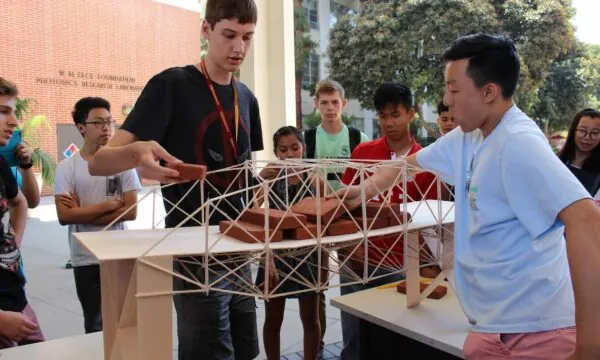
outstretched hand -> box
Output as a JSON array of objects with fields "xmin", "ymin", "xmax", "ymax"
[
  {"xmin": 258, "ymin": 164, "xmax": 279, "ymax": 181},
  {"xmin": 132, "ymin": 141, "xmax": 183, "ymax": 183},
  {"xmin": 327, "ymin": 185, "xmax": 364, "ymax": 212}
]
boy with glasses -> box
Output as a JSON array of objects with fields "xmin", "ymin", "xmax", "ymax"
[{"xmin": 54, "ymin": 97, "xmax": 141, "ymax": 333}]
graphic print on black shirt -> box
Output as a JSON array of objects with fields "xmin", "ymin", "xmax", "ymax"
[
  {"xmin": 194, "ymin": 94, "xmax": 252, "ymax": 191},
  {"xmin": 0, "ymin": 156, "xmax": 27, "ymax": 312},
  {"xmin": 122, "ymin": 65, "xmax": 263, "ymax": 228}
]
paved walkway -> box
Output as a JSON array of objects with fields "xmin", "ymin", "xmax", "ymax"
[
  {"xmin": 21, "ymin": 188, "xmax": 343, "ymax": 359},
  {"xmin": 281, "ymin": 342, "xmax": 343, "ymax": 360}
]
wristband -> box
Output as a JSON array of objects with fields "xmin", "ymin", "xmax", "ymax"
[{"xmin": 18, "ymin": 162, "xmax": 33, "ymax": 170}]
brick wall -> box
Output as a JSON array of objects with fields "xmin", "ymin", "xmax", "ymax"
[{"xmin": 1, "ymin": 0, "xmax": 201, "ymax": 194}]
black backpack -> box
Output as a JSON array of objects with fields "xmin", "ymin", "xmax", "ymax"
[{"xmin": 305, "ymin": 125, "xmax": 362, "ymax": 159}]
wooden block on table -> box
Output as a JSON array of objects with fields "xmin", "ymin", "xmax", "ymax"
[
  {"xmin": 219, "ymin": 220, "xmax": 283, "ymax": 243},
  {"xmin": 287, "ymin": 222, "xmax": 319, "ymax": 240},
  {"xmin": 396, "ymin": 280, "xmax": 447, "ymax": 299},
  {"xmin": 240, "ymin": 208, "xmax": 307, "ymax": 230},
  {"xmin": 165, "ymin": 163, "xmax": 207, "ymax": 180},
  {"xmin": 352, "ymin": 202, "xmax": 400, "ymax": 218},
  {"xmin": 326, "ymin": 219, "xmax": 360, "ymax": 236},
  {"xmin": 387, "ymin": 211, "xmax": 412, "ymax": 226},
  {"xmin": 290, "ymin": 197, "xmax": 344, "ymax": 225},
  {"xmin": 352, "ymin": 216, "xmax": 388, "ymax": 230}
]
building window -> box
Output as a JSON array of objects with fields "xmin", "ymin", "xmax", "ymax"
[
  {"xmin": 302, "ymin": 52, "xmax": 320, "ymax": 88},
  {"xmin": 302, "ymin": 0, "xmax": 318, "ymax": 30}
]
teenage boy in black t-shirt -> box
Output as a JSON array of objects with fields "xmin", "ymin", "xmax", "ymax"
[
  {"xmin": 0, "ymin": 78, "xmax": 44, "ymax": 349},
  {"xmin": 88, "ymin": 1, "xmax": 263, "ymax": 359}
]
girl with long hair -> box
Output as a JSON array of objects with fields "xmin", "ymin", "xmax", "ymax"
[{"xmin": 558, "ymin": 108, "xmax": 600, "ymax": 196}]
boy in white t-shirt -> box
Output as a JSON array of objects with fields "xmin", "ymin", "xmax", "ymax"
[
  {"xmin": 333, "ymin": 34, "xmax": 600, "ymax": 359},
  {"xmin": 54, "ymin": 97, "xmax": 141, "ymax": 334}
]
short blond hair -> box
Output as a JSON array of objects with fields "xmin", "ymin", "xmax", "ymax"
[
  {"xmin": 0, "ymin": 78, "xmax": 18, "ymax": 97},
  {"xmin": 315, "ymin": 79, "xmax": 345, "ymax": 100}
]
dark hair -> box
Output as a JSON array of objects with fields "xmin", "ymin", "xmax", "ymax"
[
  {"xmin": 71, "ymin": 97, "xmax": 111, "ymax": 125},
  {"xmin": 373, "ymin": 83, "xmax": 413, "ymax": 113},
  {"xmin": 437, "ymin": 101, "xmax": 449, "ymax": 115},
  {"xmin": 273, "ymin": 126, "xmax": 304, "ymax": 150},
  {"xmin": 442, "ymin": 33, "xmax": 520, "ymax": 98},
  {"xmin": 205, "ymin": 0, "xmax": 257, "ymax": 29},
  {"xmin": 0, "ymin": 78, "xmax": 18, "ymax": 97},
  {"xmin": 558, "ymin": 108, "xmax": 600, "ymax": 173}
]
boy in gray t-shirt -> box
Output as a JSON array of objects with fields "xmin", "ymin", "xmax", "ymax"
[{"xmin": 54, "ymin": 97, "xmax": 141, "ymax": 333}]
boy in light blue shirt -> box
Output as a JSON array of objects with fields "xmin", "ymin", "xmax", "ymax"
[{"xmin": 334, "ymin": 34, "xmax": 600, "ymax": 359}]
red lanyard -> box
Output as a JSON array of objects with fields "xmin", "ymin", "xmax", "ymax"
[{"xmin": 200, "ymin": 60, "xmax": 239, "ymax": 154}]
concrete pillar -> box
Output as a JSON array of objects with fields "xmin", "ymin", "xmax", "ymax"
[
  {"xmin": 239, "ymin": 0, "xmax": 296, "ymax": 161},
  {"xmin": 364, "ymin": 109, "xmax": 374, "ymax": 139},
  {"xmin": 318, "ymin": 0, "xmax": 331, "ymax": 79}
]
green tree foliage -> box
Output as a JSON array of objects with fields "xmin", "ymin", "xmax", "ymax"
[
  {"xmin": 13, "ymin": 98, "xmax": 56, "ymax": 185},
  {"xmin": 533, "ymin": 42, "xmax": 600, "ymax": 132},
  {"xmin": 328, "ymin": 0, "xmax": 576, "ymax": 135},
  {"xmin": 295, "ymin": 1, "xmax": 318, "ymax": 128},
  {"xmin": 490, "ymin": 0, "xmax": 575, "ymax": 113}
]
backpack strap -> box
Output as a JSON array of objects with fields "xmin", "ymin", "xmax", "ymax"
[
  {"xmin": 305, "ymin": 128, "xmax": 317, "ymax": 159},
  {"xmin": 348, "ymin": 126, "xmax": 362, "ymax": 154},
  {"xmin": 592, "ymin": 173, "xmax": 600, "ymax": 197}
]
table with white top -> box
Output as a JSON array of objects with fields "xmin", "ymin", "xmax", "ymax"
[
  {"xmin": 331, "ymin": 281, "xmax": 470, "ymax": 359},
  {"xmin": 0, "ymin": 200, "xmax": 455, "ymax": 359},
  {"xmin": 70, "ymin": 199, "xmax": 454, "ymax": 360},
  {"xmin": 0, "ymin": 332, "xmax": 104, "ymax": 360}
]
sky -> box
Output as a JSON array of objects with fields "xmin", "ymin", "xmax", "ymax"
[{"xmin": 572, "ymin": 0, "xmax": 600, "ymax": 45}]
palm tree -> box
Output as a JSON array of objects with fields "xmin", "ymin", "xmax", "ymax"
[{"xmin": 15, "ymin": 98, "xmax": 56, "ymax": 186}]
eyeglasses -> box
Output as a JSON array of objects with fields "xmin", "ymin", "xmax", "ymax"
[
  {"xmin": 85, "ymin": 119, "xmax": 116, "ymax": 129},
  {"xmin": 575, "ymin": 128, "xmax": 600, "ymax": 140}
]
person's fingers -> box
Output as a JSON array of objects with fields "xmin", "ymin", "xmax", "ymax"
[
  {"xmin": 139, "ymin": 164, "xmax": 182, "ymax": 184},
  {"xmin": 60, "ymin": 198, "xmax": 73, "ymax": 206},
  {"xmin": 16, "ymin": 149, "xmax": 30, "ymax": 162},
  {"xmin": 326, "ymin": 188, "xmax": 348, "ymax": 200},
  {"xmin": 163, "ymin": 176, "xmax": 191, "ymax": 184},
  {"xmin": 20, "ymin": 317, "xmax": 37, "ymax": 333},
  {"xmin": 348, "ymin": 197, "xmax": 363, "ymax": 211},
  {"xmin": 142, "ymin": 159, "xmax": 180, "ymax": 178},
  {"xmin": 150, "ymin": 143, "xmax": 181, "ymax": 164}
]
